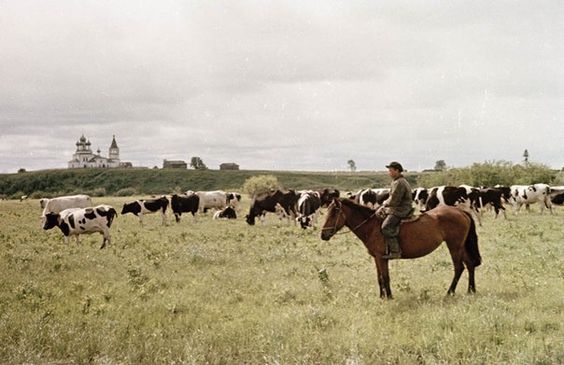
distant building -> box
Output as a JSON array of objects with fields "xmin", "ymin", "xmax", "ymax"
[
  {"xmin": 68, "ymin": 135, "xmax": 131, "ymax": 168},
  {"xmin": 220, "ymin": 162, "xmax": 239, "ymax": 170},
  {"xmin": 163, "ymin": 159, "xmax": 187, "ymax": 169}
]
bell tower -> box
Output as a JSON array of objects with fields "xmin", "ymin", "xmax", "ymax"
[{"xmin": 109, "ymin": 135, "xmax": 120, "ymax": 161}]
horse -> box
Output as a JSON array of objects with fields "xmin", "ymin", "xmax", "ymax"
[{"xmin": 320, "ymin": 198, "xmax": 482, "ymax": 299}]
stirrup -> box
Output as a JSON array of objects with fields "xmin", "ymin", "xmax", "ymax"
[{"xmin": 382, "ymin": 251, "xmax": 402, "ymax": 260}]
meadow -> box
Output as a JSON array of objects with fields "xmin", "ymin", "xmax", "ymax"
[{"xmin": 0, "ymin": 197, "xmax": 562, "ymax": 364}]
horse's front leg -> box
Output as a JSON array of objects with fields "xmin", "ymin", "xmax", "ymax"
[{"xmin": 373, "ymin": 257, "xmax": 393, "ymax": 299}]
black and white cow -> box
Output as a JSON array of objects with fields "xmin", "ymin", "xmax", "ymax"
[
  {"xmin": 213, "ymin": 206, "xmax": 237, "ymax": 219},
  {"xmin": 425, "ymin": 186, "xmax": 469, "ymax": 211},
  {"xmin": 509, "ymin": 184, "xmax": 553, "ymax": 214},
  {"xmin": 42, "ymin": 205, "xmax": 117, "ymax": 249},
  {"xmin": 474, "ymin": 187, "xmax": 508, "ymax": 219},
  {"xmin": 121, "ymin": 196, "xmax": 169, "ymax": 225},
  {"xmin": 356, "ymin": 188, "xmax": 390, "ymax": 209},
  {"xmin": 171, "ymin": 194, "xmax": 200, "ymax": 223},
  {"xmin": 412, "ymin": 187, "xmax": 428, "ymax": 211},
  {"xmin": 296, "ymin": 191, "xmax": 322, "ymax": 229},
  {"xmin": 246, "ymin": 189, "xmax": 299, "ymax": 225}
]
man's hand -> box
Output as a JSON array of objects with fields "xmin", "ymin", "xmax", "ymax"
[{"xmin": 376, "ymin": 206, "xmax": 388, "ymax": 219}]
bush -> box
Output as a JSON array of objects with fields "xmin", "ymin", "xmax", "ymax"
[
  {"xmin": 416, "ymin": 161, "xmax": 557, "ymax": 187},
  {"xmin": 242, "ymin": 175, "xmax": 280, "ymax": 198},
  {"xmin": 115, "ymin": 187, "xmax": 138, "ymax": 196}
]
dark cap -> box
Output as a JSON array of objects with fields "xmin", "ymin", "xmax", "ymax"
[{"xmin": 385, "ymin": 161, "xmax": 404, "ymax": 172}]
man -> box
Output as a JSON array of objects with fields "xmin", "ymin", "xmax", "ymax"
[{"xmin": 377, "ymin": 161, "xmax": 413, "ymax": 259}]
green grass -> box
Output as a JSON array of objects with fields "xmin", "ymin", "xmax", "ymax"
[{"xmin": 0, "ymin": 197, "xmax": 562, "ymax": 364}]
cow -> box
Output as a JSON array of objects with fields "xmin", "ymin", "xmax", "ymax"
[
  {"xmin": 356, "ymin": 188, "xmax": 390, "ymax": 209},
  {"xmin": 20, "ymin": 195, "xmax": 28, "ymax": 202},
  {"xmin": 246, "ymin": 189, "xmax": 299, "ymax": 225},
  {"xmin": 121, "ymin": 196, "xmax": 169, "ymax": 226},
  {"xmin": 425, "ymin": 186, "xmax": 469, "ymax": 211},
  {"xmin": 39, "ymin": 198, "xmax": 49, "ymax": 209},
  {"xmin": 493, "ymin": 185, "xmax": 512, "ymax": 204},
  {"xmin": 41, "ymin": 194, "xmax": 93, "ymax": 222},
  {"xmin": 412, "ymin": 187, "xmax": 428, "ymax": 211},
  {"xmin": 474, "ymin": 187, "xmax": 508, "ymax": 219},
  {"xmin": 296, "ymin": 191, "xmax": 322, "ymax": 229},
  {"xmin": 213, "ymin": 206, "xmax": 237, "ymax": 219},
  {"xmin": 509, "ymin": 184, "xmax": 553, "ymax": 214},
  {"xmin": 42, "ymin": 205, "xmax": 117, "ymax": 249},
  {"xmin": 195, "ymin": 190, "xmax": 228, "ymax": 213},
  {"xmin": 171, "ymin": 194, "xmax": 200, "ymax": 223}
]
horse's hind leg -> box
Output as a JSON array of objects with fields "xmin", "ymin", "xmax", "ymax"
[
  {"xmin": 464, "ymin": 260, "xmax": 476, "ymax": 293},
  {"xmin": 447, "ymin": 260, "xmax": 464, "ymax": 295}
]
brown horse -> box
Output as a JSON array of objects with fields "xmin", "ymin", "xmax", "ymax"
[{"xmin": 321, "ymin": 198, "xmax": 481, "ymax": 299}]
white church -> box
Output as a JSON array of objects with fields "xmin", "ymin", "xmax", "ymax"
[{"xmin": 68, "ymin": 135, "xmax": 131, "ymax": 168}]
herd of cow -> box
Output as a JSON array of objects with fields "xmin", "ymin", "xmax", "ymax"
[{"xmin": 35, "ymin": 183, "xmax": 563, "ymax": 249}]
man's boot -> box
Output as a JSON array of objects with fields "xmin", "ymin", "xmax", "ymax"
[{"xmin": 382, "ymin": 237, "xmax": 401, "ymax": 259}]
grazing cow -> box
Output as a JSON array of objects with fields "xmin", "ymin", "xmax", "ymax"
[
  {"xmin": 121, "ymin": 196, "xmax": 169, "ymax": 226},
  {"xmin": 195, "ymin": 190, "xmax": 228, "ymax": 213},
  {"xmin": 42, "ymin": 205, "xmax": 117, "ymax": 249},
  {"xmin": 549, "ymin": 186, "xmax": 564, "ymax": 206},
  {"xmin": 226, "ymin": 192, "xmax": 242, "ymax": 209},
  {"xmin": 356, "ymin": 188, "xmax": 390, "ymax": 209},
  {"xmin": 474, "ymin": 187, "xmax": 508, "ymax": 219},
  {"xmin": 41, "ymin": 195, "xmax": 93, "ymax": 221},
  {"xmin": 213, "ymin": 206, "xmax": 237, "ymax": 219},
  {"xmin": 296, "ymin": 191, "xmax": 322, "ymax": 229},
  {"xmin": 20, "ymin": 195, "xmax": 28, "ymax": 202},
  {"xmin": 509, "ymin": 184, "xmax": 553, "ymax": 214},
  {"xmin": 171, "ymin": 194, "xmax": 200, "ymax": 223},
  {"xmin": 246, "ymin": 189, "xmax": 299, "ymax": 225}
]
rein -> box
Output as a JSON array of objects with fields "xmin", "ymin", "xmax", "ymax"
[{"xmin": 321, "ymin": 208, "xmax": 377, "ymax": 235}]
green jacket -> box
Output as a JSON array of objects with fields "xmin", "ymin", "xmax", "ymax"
[{"xmin": 383, "ymin": 175, "xmax": 413, "ymax": 217}]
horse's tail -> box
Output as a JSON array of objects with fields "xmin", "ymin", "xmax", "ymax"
[{"xmin": 463, "ymin": 212, "xmax": 482, "ymax": 267}]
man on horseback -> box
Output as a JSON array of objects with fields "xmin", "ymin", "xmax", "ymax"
[{"xmin": 377, "ymin": 161, "xmax": 413, "ymax": 259}]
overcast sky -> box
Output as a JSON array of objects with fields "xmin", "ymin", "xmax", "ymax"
[{"xmin": 0, "ymin": 1, "xmax": 562, "ymax": 173}]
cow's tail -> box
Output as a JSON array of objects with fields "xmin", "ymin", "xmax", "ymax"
[
  {"xmin": 462, "ymin": 211, "xmax": 482, "ymax": 267},
  {"xmin": 107, "ymin": 208, "xmax": 117, "ymax": 228}
]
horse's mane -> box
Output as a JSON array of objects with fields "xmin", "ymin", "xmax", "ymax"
[{"xmin": 340, "ymin": 198, "xmax": 377, "ymax": 219}]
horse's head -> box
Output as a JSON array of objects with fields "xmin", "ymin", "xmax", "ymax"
[{"xmin": 321, "ymin": 198, "xmax": 346, "ymax": 240}]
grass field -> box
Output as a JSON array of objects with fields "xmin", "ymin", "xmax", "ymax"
[{"xmin": 0, "ymin": 197, "xmax": 562, "ymax": 364}]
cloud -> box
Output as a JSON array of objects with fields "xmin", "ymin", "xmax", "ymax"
[{"xmin": 0, "ymin": 0, "xmax": 563, "ymax": 173}]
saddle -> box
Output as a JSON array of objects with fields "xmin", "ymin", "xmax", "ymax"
[{"xmin": 399, "ymin": 208, "xmax": 421, "ymax": 224}]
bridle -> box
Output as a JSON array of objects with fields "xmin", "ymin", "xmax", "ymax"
[{"xmin": 321, "ymin": 203, "xmax": 377, "ymax": 236}]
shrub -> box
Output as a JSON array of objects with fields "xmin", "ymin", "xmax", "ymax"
[
  {"xmin": 115, "ymin": 187, "xmax": 138, "ymax": 196},
  {"xmin": 242, "ymin": 175, "xmax": 280, "ymax": 198}
]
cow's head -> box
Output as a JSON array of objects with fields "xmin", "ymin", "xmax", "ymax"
[
  {"xmin": 43, "ymin": 212, "xmax": 60, "ymax": 230},
  {"xmin": 121, "ymin": 201, "xmax": 139, "ymax": 215},
  {"xmin": 245, "ymin": 213, "xmax": 256, "ymax": 225}
]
